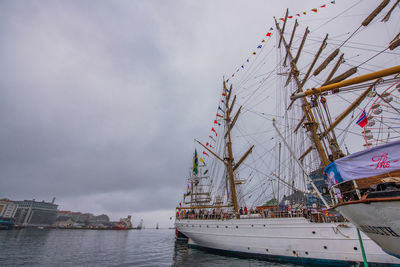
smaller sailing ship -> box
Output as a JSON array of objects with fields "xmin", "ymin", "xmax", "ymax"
[{"xmin": 325, "ymin": 140, "xmax": 400, "ymax": 258}]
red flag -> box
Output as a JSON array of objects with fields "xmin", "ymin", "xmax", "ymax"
[
  {"xmin": 221, "ymin": 100, "xmax": 225, "ymax": 103},
  {"xmin": 209, "ymin": 135, "xmax": 216, "ymax": 142},
  {"xmin": 320, "ymin": 4, "xmax": 326, "ymax": 8},
  {"xmin": 232, "ymin": 74, "xmax": 234, "ymax": 77},
  {"xmin": 203, "ymin": 151, "xmax": 209, "ymax": 157},
  {"xmin": 296, "ymin": 14, "xmax": 300, "ymax": 16},
  {"xmin": 222, "ymin": 92, "xmax": 226, "ymax": 96},
  {"xmin": 211, "ymin": 128, "xmax": 218, "ymax": 136},
  {"xmin": 266, "ymin": 32, "xmax": 271, "ymax": 37},
  {"xmin": 311, "ymin": 8, "xmax": 318, "ymax": 12},
  {"xmin": 288, "ymin": 16, "xmax": 293, "ymax": 19},
  {"xmin": 206, "ymin": 142, "xmax": 209, "ymax": 146},
  {"xmin": 279, "ymin": 18, "xmax": 285, "ymax": 21},
  {"xmin": 216, "ymin": 114, "xmax": 223, "ymax": 118},
  {"xmin": 214, "ymin": 120, "xmax": 218, "ymax": 124}
]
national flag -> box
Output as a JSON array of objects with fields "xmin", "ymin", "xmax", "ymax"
[
  {"xmin": 193, "ymin": 149, "xmax": 199, "ymax": 175},
  {"xmin": 261, "ymin": 40, "xmax": 265, "ymax": 43},
  {"xmin": 279, "ymin": 18, "xmax": 285, "ymax": 21},
  {"xmin": 241, "ymin": 65, "xmax": 244, "ymax": 69},
  {"xmin": 303, "ymin": 11, "xmax": 307, "ymax": 15},
  {"xmin": 222, "ymin": 92, "xmax": 227, "ymax": 96},
  {"xmin": 296, "ymin": 14, "xmax": 300, "ymax": 16},
  {"xmin": 266, "ymin": 32, "xmax": 271, "ymax": 37},
  {"xmin": 214, "ymin": 120, "xmax": 218, "ymax": 124},
  {"xmin": 246, "ymin": 58, "xmax": 249, "ymax": 62},
  {"xmin": 216, "ymin": 114, "xmax": 223, "ymax": 118},
  {"xmin": 232, "ymin": 74, "xmax": 234, "ymax": 77},
  {"xmin": 206, "ymin": 142, "xmax": 209, "ymax": 146},
  {"xmin": 331, "ymin": 0, "xmax": 336, "ymax": 3},
  {"xmin": 226, "ymin": 79, "xmax": 229, "ymax": 83},
  {"xmin": 311, "ymin": 8, "xmax": 318, "ymax": 12},
  {"xmin": 269, "ymin": 27, "xmax": 273, "ymax": 30},
  {"xmin": 252, "ymin": 52, "xmax": 256, "ymax": 55},
  {"xmin": 288, "ymin": 16, "xmax": 293, "ymax": 19},
  {"xmin": 257, "ymin": 45, "xmax": 262, "ymax": 48},
  {"xmin": 200, "ymin": 157, "xmax": 205, "ymax": 164},
  {"xmin": 320, "ymin": 4, "xmax": 326, "ymax": 8},
  {"xmin": 209, "ymin": 135, "xmax": 216, "ymax": 142},
  {"xmin": 218, "ymin": 106, "xmax": 225, "ymax": 113},
  {"xmin": 203, "ymin": 151, "xmax": 209, "ymax": 157},
  {"xmin": 356, "ymin": 111, "xmax": 368, "ymax": 127},
  {"xmin": 221, "ymin": 99, "xmax": 225, "ymax": 103},
  {"xmin": 212, "ymin": 127, "xmax": 218, "ymax": 136}
]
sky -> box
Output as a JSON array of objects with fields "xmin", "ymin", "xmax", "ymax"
[{"xmin": 0, "ymin": 0, "xmax": 398, "ymax": 228}]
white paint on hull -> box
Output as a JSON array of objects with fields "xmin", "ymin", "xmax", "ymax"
[
  {"xmin": 175, "ymin": 217, "xmax": 400, "ymax": 264},
  {"xmin": 336, "ymin": 200, "xmax": 400, "ymax": 258}
]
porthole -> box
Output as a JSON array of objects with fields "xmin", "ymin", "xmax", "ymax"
[
  {"xmin": 354, "ymin": 247, "xmax": 358, "ymax": 251},
  {"xmin": 323, "ymin": 246, "xmax": 327, "ymax": 250},
  {"xmin": 266, "ymin": 249, "xmax": 269, "ymax": 252},
  {"xmin": 251, "ymin": 225, "xmax": 254, "ymax": 227},
  {"xmin": 216, "ymin": 225, "xmax": 219, "ymax": 228},
  {"xmin": 263, "ymin": 224, "xmax": 266, "ymax": 227},
  {"xmin": 225, "ymin": 226, "xmax": 228, "ymax": 228},
  {"xmin": 293, "ymin": 250, "xmax": 296, "ymax": 255},
  {"xmin": 312, "ymin": 231, "xmax": 316, "ymax": 234},
  {"xmin": 206, "ymin": 225, "xmax": 209, "ymax": 228},
  {"xmin": 248, "ymin": 247, "xmax": 250, "ymax": 250},
  {"xmin": 236, "ymin": 226, "xmax": 238, "ymax": 228},
  {"xmin": 305, "ymin": 251, "xmax": 309, "ymax": 255}
]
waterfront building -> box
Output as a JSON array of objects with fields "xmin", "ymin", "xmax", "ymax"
[
  {"xmin": 14, "ymin": 199, "xmax": 58, "ymax": 226},
  {"xmin": 0, "ymin": 199, "xmax": 18, "ymax": 219}
]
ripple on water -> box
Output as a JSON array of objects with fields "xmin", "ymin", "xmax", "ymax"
[{"xmin": 0, "ymin": 229, "xmax": 295, "ymax": 267}]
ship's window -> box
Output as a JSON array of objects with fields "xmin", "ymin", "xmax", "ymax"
[
  {"xmin": 225, "ymin": 226, "xmax": 228, "ymax": 228},
  {"xmin": 216, "ymin": 225, "xmax": 219, "ymax": 228},
  {"xmin": 312, "ymin": 231, "xmax": 316, "ymax": 234},
  {"xmin": 305, "ymin": 251, "xmax": 309, "ymax": 255},
  {"xmin": 354, "ymin": 247, "xmax": 357, "ymax": 251},
  {"xmin": 323, "ymin": 246, "xmax": 327, "ymax": 250},
  {"xmin": 263, "ymin": 224, "xmax": 266, "ymax": 227},
  {"xmin": 206, "ymin": 225, "xmax": 209, "ymax": 228},
  {"xmin": 251, "ymin": 225, "xmax": 254, "ymax": 227},
  {"xmin": 248, "ymin": 247, "xmax": 250, "ymax": 250},
  {"xmin": 266, "ymin": 249, "xmax": 269, "ymax": 252},
  {"xmin": 236, "ymin": 226, "xmax": 238, "ymax": 228}
]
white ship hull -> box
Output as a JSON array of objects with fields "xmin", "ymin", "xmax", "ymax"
[
  {"xmin": 335, "ymin": 199, "xmax": 400, "ymax": 259},
  {"xmin": 175, "ymin": 217, "xmax": 400, "ymax": 265}
]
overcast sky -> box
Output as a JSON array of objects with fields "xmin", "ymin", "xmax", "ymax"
[{"xmin": 0, "ymin": 0, "xmax": 394, "ymax": 227}]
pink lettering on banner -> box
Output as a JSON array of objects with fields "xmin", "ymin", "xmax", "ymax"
[{"xmin": 372, "ymin": 153, "xmax": 390, "ymax": 169}]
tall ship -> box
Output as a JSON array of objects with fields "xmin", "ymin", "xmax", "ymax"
[{"xmin": 176, "ymin": 1, "xmax": 400, "ymax": 266}]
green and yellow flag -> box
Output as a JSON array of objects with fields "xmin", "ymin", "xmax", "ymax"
[{"xmin": 193, "ymin": 149, "xmax": 198, "ymax": 175}]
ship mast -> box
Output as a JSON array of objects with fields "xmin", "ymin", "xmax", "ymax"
[
  {"xmin": 275, "ymin": 16, "xmax": 329, "ymax": 166},
  {"xmin": 197, "ymin": 81, "xmax": 254, "ymax": 217}
]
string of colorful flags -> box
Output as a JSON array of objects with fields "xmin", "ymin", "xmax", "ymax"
[
  {"xmin": 200, "ymin": 2, "xmax": 337, "ymax": 169},
  {"xmin": 225, "ymin": 1, "xmax": 336, "ymax": 85}
]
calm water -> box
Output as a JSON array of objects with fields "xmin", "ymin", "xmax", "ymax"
[{"xmin": 0, "ymin": 228, "xmax": 294, "ymax": 266}]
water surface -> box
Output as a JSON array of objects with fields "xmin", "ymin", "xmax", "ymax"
[{"xmin": 0, "ymin": 229, "xmax": 294, "ymax": 266}]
